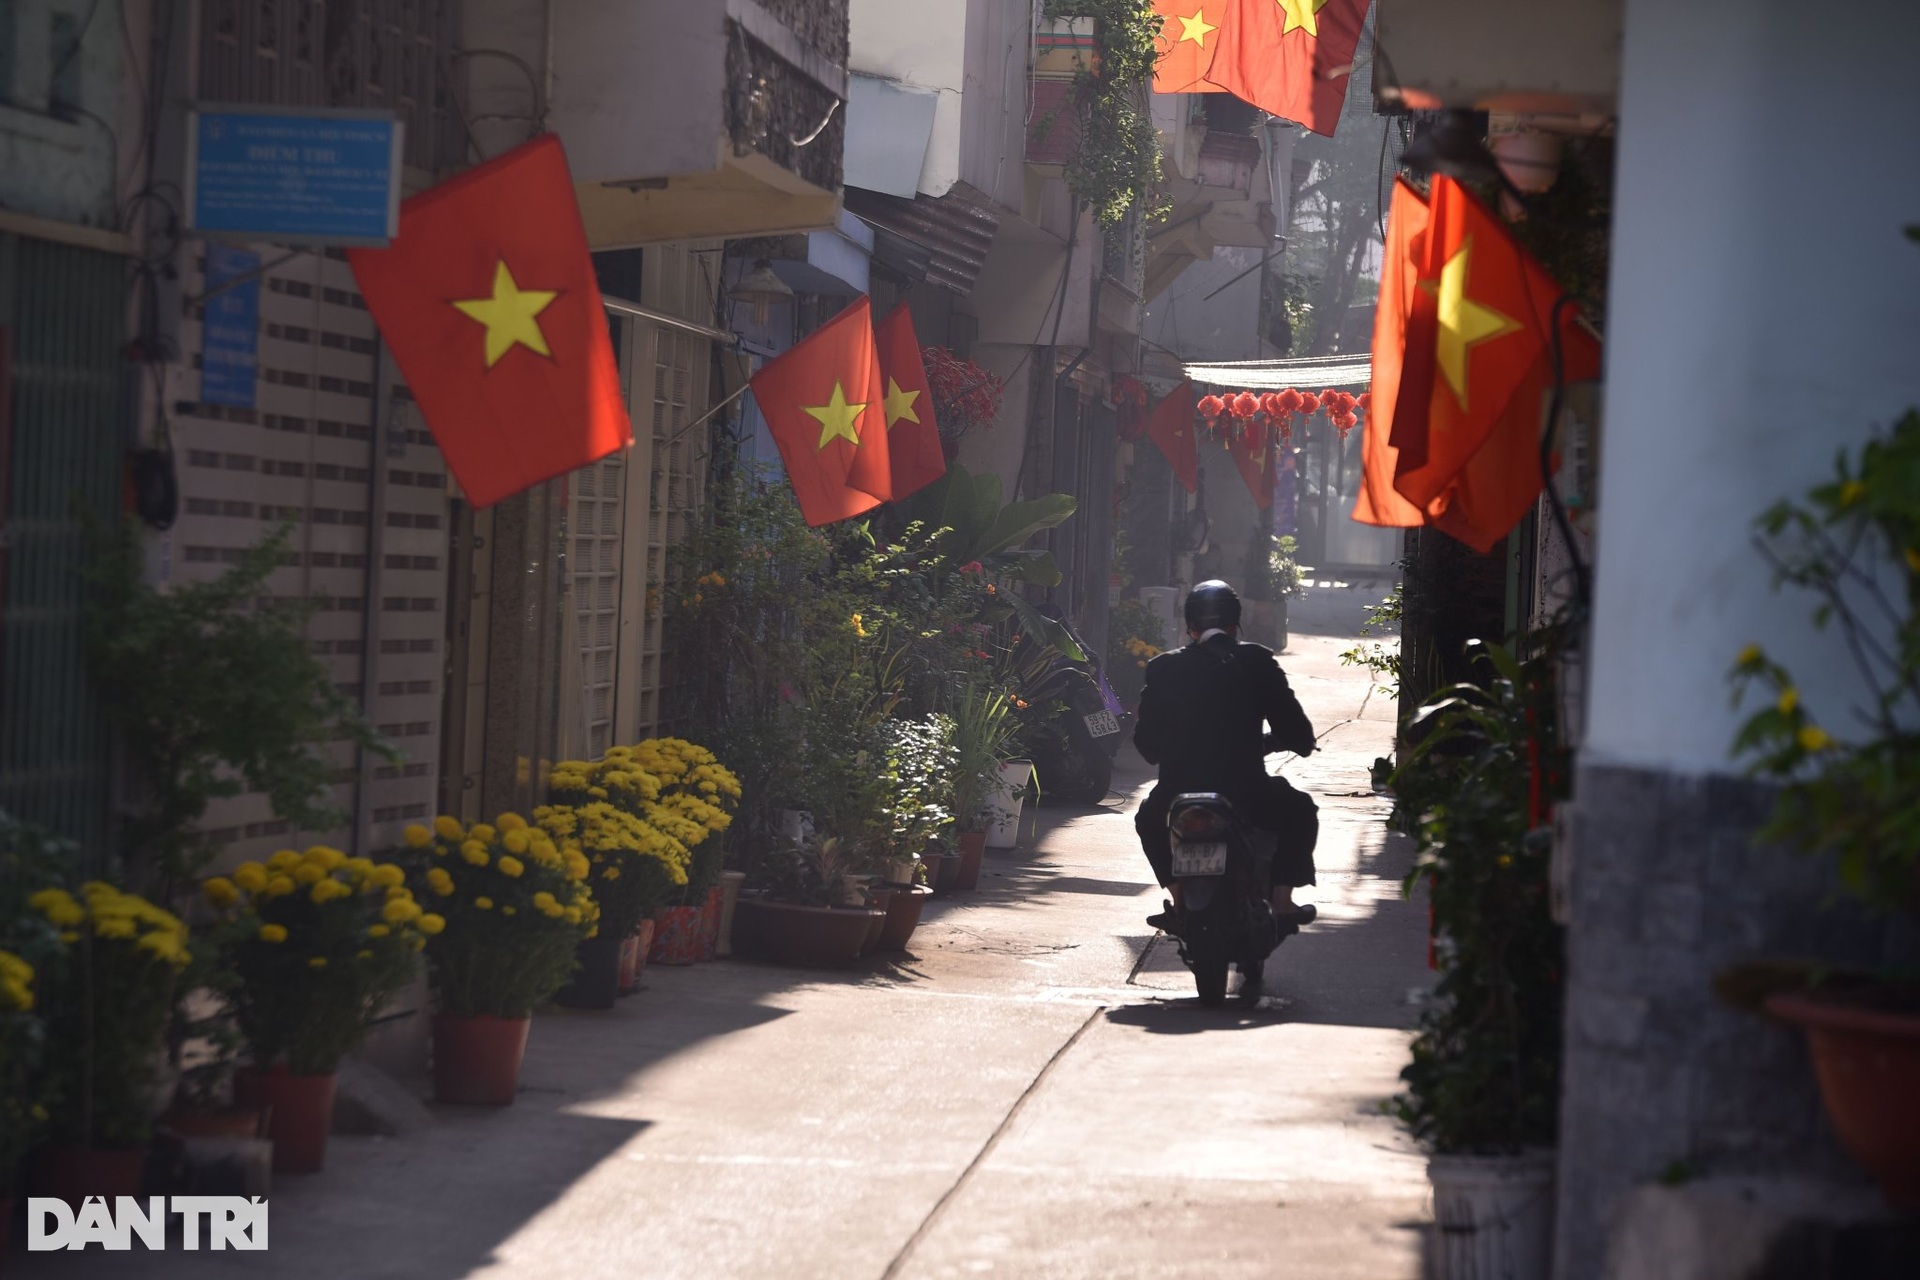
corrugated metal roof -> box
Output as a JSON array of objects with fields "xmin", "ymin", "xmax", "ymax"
[
  {"xmin": 844, "ymin": 185, "xmax": 1000, "ymax": 296},
  {"xmin": 1183, "ymin": 353, "xmax": 1372, "ymax": 389}
]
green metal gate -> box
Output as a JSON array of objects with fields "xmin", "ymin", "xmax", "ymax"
[{"xmin": 0, "ymin": 233, "xmax": 127, "ymax": 865}]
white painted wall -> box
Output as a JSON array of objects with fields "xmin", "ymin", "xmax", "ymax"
[
  {"xmin": 849, "ymin": 0, "xmax": 968, "ymax": 197},
  {"xmin": 1583, "ymin": 0, "xmax": 1920, "ymax": 775}
]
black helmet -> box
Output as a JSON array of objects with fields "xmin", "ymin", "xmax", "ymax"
[{"xmin": 1184, "ymin": 579, "xmax": 1241, "ymax": 632}]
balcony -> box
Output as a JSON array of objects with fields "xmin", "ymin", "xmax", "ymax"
[{"xmin": 550, "ymin": 0, "xmax": 849, "ymax": 247}]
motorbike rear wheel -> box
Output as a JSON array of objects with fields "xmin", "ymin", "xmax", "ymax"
[
  {"xmin": 1039, "ymin": 738, "xmax": 1113, "ymax": 805},
  {"xmin": 1192, "ymin": 952, "xmax": 1230, "ymax": 1008}
]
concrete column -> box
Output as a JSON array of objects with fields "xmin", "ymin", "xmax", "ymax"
[{"xmin": 1557, "ymin": 2, "xmax": 1920, "ymax": 1275}]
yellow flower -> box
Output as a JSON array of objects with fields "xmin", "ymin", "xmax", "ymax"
[
  {"xmin": 258, "ymin": 924, "xmax": 289, "ymax": 944},
  {"xmin": 369, "ymin": 864, "xmax": 406, "ymax": 889},
  {"xmin": 532, "ymin": 891, "xmax": 558, "ymax": 912},
  {"xmin": 460, "ymin": 841, "xmax": 490, "ymax": 868},
  {"xmin": 29, "ymin": 889, "xmax": 84, "ymax": 928},
  {"xmin": 426, "ymin": 867, "xmax": 455, "ymax": 897},
  {"xmin": 1906, "ymin": 546, "xmax": 1920, "ymax": 575},
  {"xmin": 311, "ymin": 878, "xmax": 350, "ymax": 905},
  {"xmin": 357, "ymin": 950, "xmax": 374, "ymax": 960},
  {"xmin": 96, "ymin": 916, "xmax": 138, "ymax": 940},
  {"xmin": 497, "ymin": 856, "xmax": 525, "ymax": 879},
  {"xmin": 850, "ymin": 613, "xmax": 867, "ymax": 638},
  {"xmin": 417, "ymin": 913, "xmax": 446, "ymax": 936},
  {"xmin": 433, "ymin": 815, "xmax": 465, "ymax": 841},
  {"xmin": 293, "ymin": 862, "xmax": 326, "ymax": 886},
  {"xmin": 1838, "ymin": 480, "xmax": 1866, "ymax": 507},
  {"xmin": 503, "ymin": 829, "xmax": 531, "ymax": 855},
  {"xmin": 1777, "ymin": 687, "xmax": 1799, "ymax": 715},
  {"xmin": 469, "ymin": 823, "xmax": 498, "ymax": 843},
  {"xmin": 308, "ymin": 956, "xmax": 328, "ymax": 969},
  {"xmin": 232, "ymin": 862, "xmax": 269, "ymax": 894},
  {"xmin": 265, "ymin": 875, "xmax": 297, "ymax": 898},
  {"xmin": 383, "ymin": 898, "xmax": 422, "ymax": 925},
  {"xmin": 497, "ymin": 813, "xmax": 528, "ymax": 832},
  {"xmin": 475, "ymin": 896, "xmax": 494, "ymax": 911},
  {"xmin": 345, "ymin": 857, "xmax": 375, "ymax": 879},
  {"xmin": 403, "ymin": 824, "xmax": 433, "ymax": 848},
  {"xmin": 368, "ymin": 924, "xmax": 391, "ymax": 938},
  {"xmin": 1735, "ymin": 643, "xmax": 1763, "ymax": 669},
  {"xmin": 563, "ymin": 907, "xmax": 582, "ymax": 925},
  {"xmin": 305, "ymin": 845, "xmax": 346, "ymax": 871},
  {"xmin": 502, "ymin": 905, "xmax": 517, "ymax": 916},
  {"xmin": 1797, "ymin": 725, "xmax": 1833, "ymax": 752},
  {"xmin": 202, "ymin": 877, "xmax": 238, "ymax": 908},
  {"xmin": 266, "ymin": 849, "xmax": 301, "ymax": 874}
]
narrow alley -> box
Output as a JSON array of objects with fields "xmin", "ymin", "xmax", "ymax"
[{"xmin": 17, "ymin": 582, "xmax": 1427, "ymax": 1280}]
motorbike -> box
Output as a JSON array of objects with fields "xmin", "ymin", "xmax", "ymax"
[
  {"xmin": 1021, "ymin": 615, "xmax": 1127, "ymax": 805},
  {"xmin": 1164, "ymin": 792, "xmax": 1289, "ymax": 1007}
]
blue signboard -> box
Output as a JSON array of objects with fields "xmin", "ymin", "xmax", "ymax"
[
  {"xmin": 187, "ymin": 108, "xmax": 402, "ymax": 245},
  {"xmin": 200, "ymin": 244, "xmax": 260, "ymax": 408}
]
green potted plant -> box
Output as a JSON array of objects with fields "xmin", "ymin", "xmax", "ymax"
[
  {"xmin": 733, "ymin": 836, "xmax": 887, "ymax": 969},
  {"xmin": 1388, "ymin": 639, "xmax": 1566, "ymax": 1277},
  {"xmin": 947, "ymin": 682, "xmax": 1022, "ymax": 869},
  {"xmin": 198, "ymin": 845, "xmax": 432, "ymax": 1171},
  {"xmin": 25, "ymin": 878, "xmax": 193, "ymax": 1204},
  {"xmin": 1724, "ymin": 406, "xmax": 1920, "ymax": 1208},
  {"xmin": 403, "ymin": 814, "xmax": 599, "ymax": 1105},
  {"xmin": 2, "ymin": 811, "xmax": 66, "ymax": 1233}
]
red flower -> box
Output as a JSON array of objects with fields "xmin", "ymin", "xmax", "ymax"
[
  {"xmin": 959, "ymin": 560, "xmax": 984, "ymax": 575},
  {"xmin": 1196, "ymin": 394, "xmax": 1225, "ymax": 422},
  {"xmin": 1230, "ymin": 391, "xmax": 1259, "ymax": 419}
]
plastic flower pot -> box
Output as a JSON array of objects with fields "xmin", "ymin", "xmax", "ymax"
[
  {"xmin": 31, "ymin": 1145, "xmax": 149, "ymax": 1209},
  {"xmin": 431, "ymin": 1013, "xmax": 531, "ymax": 1106},
  {"xmin": 698, "ymin": 885, "xmax": 725, "ymax": 961},
  {"xmin": 1426, "ymin": 1151, "xmax": 1555, "ymax": 1280},
  {"xmin": 649, "ymin": 905, "xmax": 704, "ymax": 966},
  {"xmin": 1767, "ymin": 990, "xmax": 1920, "ymax": 1208},
  {"xmin": 555, "ymin": 933, "xmax": 621, "ymax": 1010},
  {"xmin": 953, "ymin": 830, "xmax": 988, "ymax": 891},
  {"xmin": 623, "ymin": 918, "xmax": 656, "ymax": 993},
  {"xmin": 233, "ymin": 1065, "xmax": 338, "ymax": 1174},
  {"xmin": 716, "ymin": 870, "xmax": 747, "ymax": 958},
  {"xmin": 874, "ymin": 883, "xmax": 933, "ymax": 951}
]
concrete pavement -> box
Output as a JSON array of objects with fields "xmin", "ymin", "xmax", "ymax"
[{"xmin": 22, "ymin": 577, "xmax": 1432, "ymax": 1279}]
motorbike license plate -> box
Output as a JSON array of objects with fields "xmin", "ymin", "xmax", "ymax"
[
  {"xmin": 1082, "ymin": 708, "xmax": 1121, "ymax": 738},
  {"xmin": 1171, "ymin": 842, "xmax": 1228, "ymax": 877}
]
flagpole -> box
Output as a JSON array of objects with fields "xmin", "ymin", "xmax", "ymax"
[{"xmin": 666, "ymin": 382, "xmax": 749, "ymax": 447}]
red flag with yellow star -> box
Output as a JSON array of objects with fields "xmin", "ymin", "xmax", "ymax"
[
  {"xmin": 1388, "ymin": 176, "xmax": 1601, "ymax": 539},
  {"xmin": 1152, "ymin": 1, "xmax": 1229, "ymax": 93},
  {"xmin": 1226, "ymin": 417, "xmax": 1276, "ymax": 510},
  {"xmin": 1352, "ymin": 178, "xmax": 1433, "ymax": 530},
  {"xmin": 749, "ymin": 295, "xmax": 893, "ymax": 527},
  {"xmin": 347, "ymin": 134, "xmax": 627, "ymax": 508},
  {"xmin": 1146, "ymin": 381, "xmax": 1199, "ymax": 494},
  {"xmin": 1203, "ymin": 0, "xmax": 1369, "ymax": 136},
  {"xmin": 872, "ymin": 303, "xmax": 946, "ymax": 501}
]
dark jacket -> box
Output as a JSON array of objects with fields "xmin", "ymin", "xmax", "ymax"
[{"xmin": 1133, "ymin": 633, "xmax": 1316, "ymax": 820}]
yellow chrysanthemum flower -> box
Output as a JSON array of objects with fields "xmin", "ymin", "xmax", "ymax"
[
  {"xmin": 265, "ymin": 875, "xmax": 297, "ymax": 898},
  {"xmin": 1798, "ymin": 725, "xmax": 1833, "ymax": 752},
  {"xmin": 433, "ymin": 815, "xmax": 465, "ymax": 841},
  {"xmin": 293, "ymin": 862, "xmax": 326, "ymax": 886},
  {"xmin": 417, "ymin": 913, "xmax": 446, "ymax": 936},
  {"xmin": 258, "ymin": 924, "xmax": 289, "ymax": 944},
  {"xmin": 382, "ymin": 898, "xmax": 422, "ymax": 925},
  {"xmin": 369, "ymin": 864, "xmax": 406, "ymax": 889},
  {"xmin": 403, "ymin": 824, "xmax": 433, "ymax": 848},
  {"xmin": 368, "ymin": 923, "xmax": 390, "ymax": 938},
  {"xmin": 267, "ymin": 850, "xmax": 301, "ymax": 874},
  {"xmin": 475, "ymin": 897, "xmax": 494, "ymax": 911},
  {"xmin": 497, "ymin": 813, "xmax": 528, "ymax": 832},
  {"xmin": 202, "ymin": 877, "xmax": 238, "ymax": 909},
  {"xmin": 310, "ymin": 878, "xmax": 350, "ymax": 905},
  {"xmin": 426, "ymin": 868, "xmax": 455, "ymax": 896},
  {"xmin": 308, "ymin": 956, "xmax": 328, "ymax": 969},
  {"xmin": 1777, "ymin": 687, "xmax": 1799, "ymax": 715},
  {"xmin": 497, "ymin": 856, "xmax": 524, "ymax": 879},
  {"xmin": 232, "ymin": 862, "xmax": 269, "ymax": 894},
  {"xmin": 460, "ymin": 841, "xmax": 490, "ymax": 867}
]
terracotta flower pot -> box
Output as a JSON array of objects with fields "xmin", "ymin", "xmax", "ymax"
[
  {"xmin": 617, "ymin": 932, "xmax": 641, "ymax": 993},
  {"xmin": 698, "ymin": 885, "xmax": 725, "ymax": 961},
  {"xmin": 32, "ymin": 1145, "xmax": 148, "ymax": 1208},
  {"xmin": 953, "ymin": 831, "xmax": 988, "ymax": 891},
  {"xmin": 1767, "ymin": 990, "xmax": 1920, "ymax": 1208},
  {"xmin": 875, "ymin": 883, "xmax": 933, "ymax": 951},
  {"xmin": 731, "ymin": 898, "xmax": 884, "ymax": 968},
  {"xmin": 925, "ymin": 852, "xmax": 959, "ymax": 897},
  {"xmin": 649, "ymin": 905, "xmax": 705, "ymax": 966},
  {"xmin": 233, "ymin": 1066, "xmax": 337, "ymax": 1174},
  {"xmin": 556, "ymin": 933, "xmax": 622, "ymax": 1010},
  {"xmin": 432, "ymin": 1012, "xmax": 532, "ymax": 1106},
  {"xmin": 623, "ymin": 918, "xmax": 656, "ymax": 992},
  {"xmin": 859, "ymin": 905, "xmax": 888, "ymax": 955},
  {"xmin": 716, "ymin": 871, "xmax": 747, "ymax": 958}
]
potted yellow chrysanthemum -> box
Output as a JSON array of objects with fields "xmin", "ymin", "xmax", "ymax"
[
  {"xmin": 402, "ymin": 814, "xmax": 598, "ymax": 1104},
  {"xmin": 200, "ymin": 845, "xmax": 434, "ymax": 1172},
  {"xmin": 25, "ymin": 880, "xmax": 191, "ymax": 1204}
]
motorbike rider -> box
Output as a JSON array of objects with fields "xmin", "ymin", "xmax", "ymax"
[{"xmin": 1132, "ymin": 579, "xmax": 1320, "ymax": 935}]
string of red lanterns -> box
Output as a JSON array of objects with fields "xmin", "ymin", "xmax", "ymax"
[{"xmin": 1193, "ymin": 387, "xmax": 1370, "ymax": 443}]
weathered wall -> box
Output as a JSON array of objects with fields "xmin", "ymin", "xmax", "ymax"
[
  {"xmin": 847, "ymin": 0, "xmax": 966, "ymax": 196},
  {"xmin": 0, "ymin": 0, "xmax": 123, "ymax": 227}
]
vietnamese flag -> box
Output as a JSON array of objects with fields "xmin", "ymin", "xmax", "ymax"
[
  {"xmin": 1204, "ymin": 0, "xmax": 1369, "ymax": 136},
  {"xmin": 1146, "ymin": 381, "xmax": 1199, "ymax": 494},
  {"xmin": 872, "ymin": 303, "xmax": 946, "ymax": 501},
  {"xmin": 749, "ymin": 295, "xmax": 893, "ymax": 527},
  {"xmin": 1152, "ymin": 1, "xmax": 1229, "ymax": 94},
  {"xmin": 1352, "ymin": 179, "xmax": 1434, "ymax": 530},
  {"xmin": 348, "ymin": 134, "xmax": 627, "ymax": 508},
  {"xmin": 1389, "ymin": 176, "xmax": 1601, "ymax": 523},
  {"xmin": 1226, "ymin": 417, "xmax": 1276, "ymax": 510}
]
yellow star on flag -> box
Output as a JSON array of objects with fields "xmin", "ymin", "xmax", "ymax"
[
  {"xmin": 1420, "ymin": 236, "xmax": 1522, "ymax": 412},
  {"xmin": 882, "ymin": 377, "xmax": 921, "ymax": 428},
  {"xmin": 452, "ymin": 260, "xmax": 558, "ymax": 368},
  {"xmin": 803, "ymin": 380, "xmax": 868, "ymax": 450},
  {"xmin": 1276, "ymin": 0, "xmax": 1330, "ymax": 38},
  {"xmin": 1177, "ymin": 8, "xmax": 1217, "ymax": 45}
]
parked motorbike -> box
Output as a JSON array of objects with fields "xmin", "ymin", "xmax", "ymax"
[
  {"xmin": 1022, "ymin": 615, "xmax": 1127, "ymax": 805},
  {"xmin": 1164, "ymin": 792, "xmax": 1288, "ymax": 1007}
]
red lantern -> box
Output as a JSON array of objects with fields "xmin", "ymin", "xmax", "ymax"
[
  {"xmin": 1356, "ymin": 391, "xmax": 1372, "ymax": 412},
  {"xmin": 1230, "ymin": 391, "xmax": 1259, "ymax": 419},
  {"xmin": 1259, "ymin": 391, "xmax": 1285, "ymax": 419},
  {"xmin": 1197, "ymin": 394, "xmax": 1225, "ymax": 422},
  {"xmin": 1297, "ymin": 391, "xmax": 1322, "ymax": 412},
  {"xmin": 1278, "ymin": 388, "xmax": 1303, "ymax": 413}
]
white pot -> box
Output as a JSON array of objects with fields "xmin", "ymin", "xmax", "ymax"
[
  {"xmin": 881, "ymin": 857, "xmax": 918, "ymax": 886},
  {"xmin": 998, "ymin": 759, "xmax": 1034, "ymax": 789},
  {"xmin": 775, "ymin": 808, "xmax": 814, "ymax": 846},
  {"xmin": 983, "ymin": 762, "xmax": 1031, "ymax": 849},
  {"xmin": 1426, "ymin": 1151, "xmax": 1555, "ymax": 1280}
]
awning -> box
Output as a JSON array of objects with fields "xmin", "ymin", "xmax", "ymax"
[
  {"xmin": 843, "ymin": 185, "xmax": 1000, "ymax": 295},
  {"xmin": 1182, "ymin": 353, "xmax": 1372, "ymax": 389}
]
